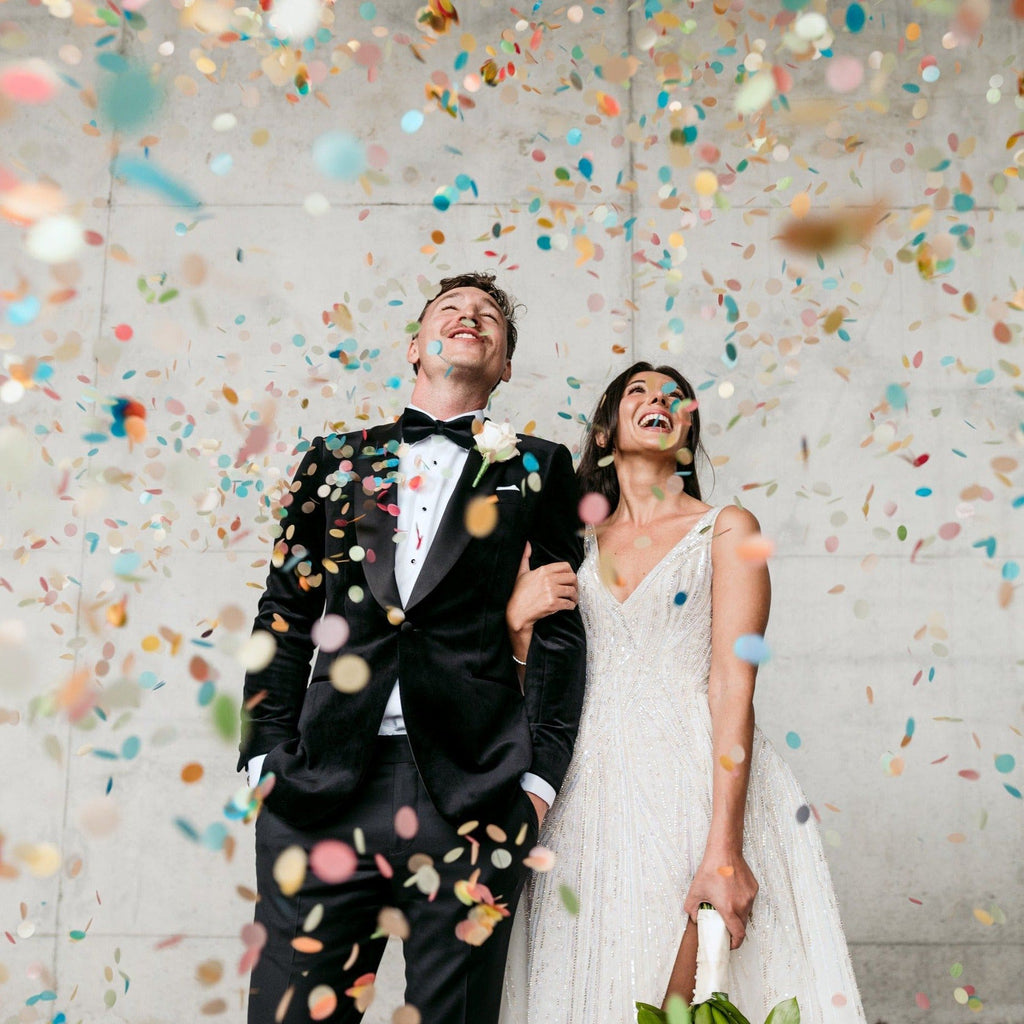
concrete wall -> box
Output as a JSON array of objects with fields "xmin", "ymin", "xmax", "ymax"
[{"xmin": 1, "ymin": 1, "xmax": 1021, "ymax": 1021}]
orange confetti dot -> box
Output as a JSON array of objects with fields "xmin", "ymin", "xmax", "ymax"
[
  {"xmin": 431, "ymin": 230, "xmax": 445, "ymax": 244},
  {"xmin": 181, "ymin": 763, "xmax": 204, "ymax": 784},
  {"xmin": 906, "ymin": 22, "xmax": 921, "ymax": 40},
  {"xmin": 716, "ymin": 864, "xmax": 735, "ymax": 877},
  {"xmin": 291, "ymin": 936, "xmax": 324, "ymax": 954},
  {"xmin": 791, "ymin": 192, "xmax": 811, "ymax": 218}
]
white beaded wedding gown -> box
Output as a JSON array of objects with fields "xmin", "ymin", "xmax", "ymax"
[{"xmin": 501, "ymin": 507, "xmax": 866, "ymax": 1024}]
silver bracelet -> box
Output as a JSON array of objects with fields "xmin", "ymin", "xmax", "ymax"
[{"xmin": 512, "ymin": 654, "xmax": 526, "ymax": 666}]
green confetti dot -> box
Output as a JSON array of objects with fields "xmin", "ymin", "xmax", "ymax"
[
  {"xmin": 212, "ymin": 693, "xmax": 237, "ymax": 742},
  {"xmin": 559, "ymin": 884, "xmax": 579, "ymax": 915}
]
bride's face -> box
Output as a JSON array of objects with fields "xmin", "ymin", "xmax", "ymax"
[{"xmin": 612, "ymin": 371, "xmax": 692, "ymax": 457}]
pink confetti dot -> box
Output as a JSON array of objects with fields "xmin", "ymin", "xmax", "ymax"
[
  {"xmin": 114, "ymin": 324, "xmax": 133, "ymax": 341},
  {"xmin": 826, "ymin": 56, "xmax": 864, "ymax": 93},
  {"xmin": 309, "ymin": 840, "xmax": 357, "ymax": 884},
  {"xmin": 825, "ymin": 536, "xmax": 839, "ymax": 553},
  {"xmin": 312, "ymin": 615, "xmax": 349, "ymax": 652},
  {"xmin": 831, "ymin": 994, "xmax": 847, "ymax": 1008},
  {"xmin": 938, "ymin": 522, "xmax": 960, "ymax": 540},
  {"xmin": 0, "ymin": 62, "xmax": 59, "ymax": 104},
  {"xmin": 915, "ymin": 993, "xmax": 931, "ymax": 1010},
  {"xmin": 394, "ymin": 805, "xmax": 419, "ymax": 839},
  {"xmin": 374, "ymin": 852, "xmax": 393, "ymax": 878},
  {"xmin": 578, "ymin": 492, "xmax": 610, "ymax": 525}
]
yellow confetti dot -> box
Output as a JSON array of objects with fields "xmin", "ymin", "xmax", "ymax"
[
  {"xmin": 329, "ymin": 654, "xmax": 370, "ymax": 694},
  {"xmin": 693, "ymin": 170, "xmax": 719, "ymax": 197},
  {"xmin": 973, "ymin": 908, "xmax": 994, "ymax": 926},
  {"xmin": 141, "ymin": 635, "xmax": 160, "ymax": 652},
  {"xmin": 273, "ymin": 845, "xmax": 307, "ymax": 897}
]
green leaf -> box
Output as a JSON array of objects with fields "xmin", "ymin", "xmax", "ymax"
[
  {"xmin": 558, "ymin": 884, "xmax": 579, "ymax": 916},
  {"xmin": 636, "ymin": 1001, "xmax": 669, "ymax": 1024},
  {"xmin": 666, "ymin": 994, "xmax": 692, "ymax": 1024},
  {"xmin": 764, "ymin": 996, "xmax": 800, "ymax": 1024}
]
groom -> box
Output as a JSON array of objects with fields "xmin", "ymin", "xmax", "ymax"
[{"xmin": 238, "ymin": 272, "xmax": 586, "ymax": 1023}]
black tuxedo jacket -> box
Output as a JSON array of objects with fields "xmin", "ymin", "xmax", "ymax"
[{"xmin": 237, "ymin": 421, "xmax": 587, "ymax": 828}]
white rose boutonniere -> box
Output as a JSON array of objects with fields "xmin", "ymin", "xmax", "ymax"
[{"xmin": 472, "ymin": 419, "xmax": 520, "ymax": 486}]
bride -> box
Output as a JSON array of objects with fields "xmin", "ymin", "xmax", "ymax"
[{"xmin": 501, "ymin": 362, "xmax": 865, "ymax": 1024}]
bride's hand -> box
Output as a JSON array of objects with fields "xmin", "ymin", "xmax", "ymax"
[
  {"xmin": 683, "ymin": 853, "xmax": 759, "ymax": 949},
  {"xmin": 506, "ymin": 542, "xmax": 579, "ymax": 636}
]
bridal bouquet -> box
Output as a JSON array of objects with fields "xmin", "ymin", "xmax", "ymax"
[{"xmin": 636, "ymin": 905, "xmax": 799, "ymax": 1024}]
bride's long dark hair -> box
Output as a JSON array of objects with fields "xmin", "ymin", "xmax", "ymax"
[{"xmin": 577, "ymin": 361, "xmax": 708, "ymax": 512}]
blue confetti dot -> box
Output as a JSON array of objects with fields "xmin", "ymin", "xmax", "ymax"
[
  {"xmin": 673, "ymin": 591, "xmax": 688, "ymax": 606},
  {"xmin": 400, "ymin": 109, "xmax": 423, "ymax": 133},
  {"xmin": 994, "ymin": 754, "xmax": 1015, "ymax": 773},
  {"xmin": 121, "ymin": 736, "xmax": 141, "ymax": 760},
  {"xmin": 523, "ymin": 452, "xmax": 539, "ymax": 472},
  {"xmin": 886, "ymin": 383, "xmax": 907, "ymax": 410},
  {"xmin": 312, "ymin": 131, "xmax": 366, "ymax": 181},
  {"xmin": 426, "ymin": 339, "xmax": 443, "ymax": 356},
  {"xmin": 846, "ymin": 2, "xmax": 866, "ymax": 31},
  {"xmin": 734, "ymin": 633, "xmax": 771, "ymax": 664},
  {"xmin": 786, "ymin": 731, "xmax": 801, "ymax": 749},
  {"xmin": 567, "ymin": 127, "xmax": 582, "ymax": 145}
]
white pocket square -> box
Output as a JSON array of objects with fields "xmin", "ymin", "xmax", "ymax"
[{"xmin": 496, "ymin": 484, "xmax": 521, "ymax": 492}]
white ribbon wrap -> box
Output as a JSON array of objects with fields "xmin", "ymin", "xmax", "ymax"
[{"xmin": 692, "ymin": 905, "xmax": 731, "ymax": 1003}]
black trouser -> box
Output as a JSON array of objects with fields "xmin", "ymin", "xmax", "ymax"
[{"xmin": 248, "ymin": 737, "xmax": 539, "ymax": 1023}]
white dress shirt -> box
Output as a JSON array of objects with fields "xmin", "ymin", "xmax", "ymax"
[{"xmin": 248, "ymin": 406, "xmax": 555, "ymax": 808}]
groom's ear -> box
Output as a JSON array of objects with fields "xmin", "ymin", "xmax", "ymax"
[
  {"xmin": 594, "ymin": 430, "xmax": 608, "ymax": 449},
  {"xmin": 406, "ymin": 336, "xmax": 421, "ymax": 374}
]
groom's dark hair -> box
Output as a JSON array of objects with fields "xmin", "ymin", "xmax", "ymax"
[
  {"xmin": 412, "ymin": 271, "xmax": 521, "ymax": 365},
  {"xmin": 577, "ymin": 361, "xmax": 708, "ymax": 510}
]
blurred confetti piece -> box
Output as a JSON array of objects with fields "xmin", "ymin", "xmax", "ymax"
[
  {"xmin": 15, "ymin": 842, "xmax": 61, "ymax": 877},
  {"xmin": 313, "ymin": 131, "xmax": 367, "ymax": 181},
  {"xmin": 97, "ymin": 63, "xmax": 164, "ymax": 131},
  {"xmin": 394, "ymin": 806, "xmax": 419, "ymax": 840},
  {"xmin": 77, "ymin": 796, "xmax": 120, "ymax": 838},
  {"xmin": 344, "ymin": 972, "xmax": 376, "ymax": 1013},
  {"xmin": 112, "ymin": 156, "xmax": 202, "ymax": 207},
  {"xmin": 25, "ymin": 213, "xmax": 84, "ymax": 263},
  {"xmin": 465, "ymin": 495, "xmax": 498, "ymax": 538},
  {"xmin": 579, "ymin": 492, "xmax": 610, "ymax": 525},
  {"xmin": 329, "ymin": 653, "xmax": 370, "ymax": 693},
  {"xmin": 311, "ymin": 614, "xmax": 349, "ymax": 652},
  {"xmin": 776, "ymin": 201, "xmax": 888, "ymax": 254},
  {"xmin": 0, "ymin": 59, "xmax": 61, "ymax": 104},
  {"xmin": 308, "ymin": 984, "xmax": 338, "ymax": 1021},
  {"xmin": 523, "ymin": 845, "xmax": 555, "ymax": 871},
  {"xmin": 734, "ymin": 633, "xmax": 771, "ymax": 665},
  {"xmin": 273, "ymin": 845, "xmax": 307, "ymax": 897},
  {"xmin": 238, "ymin": 630, "xmax": 276, "ymax": 672},
  {"xmin": 736, "ymin": 535, "xmax": 775, "ymax": 562},
  {"xmin": 735, "ymin": 71, "xmax": 776, "ymax": 114},
  {"xmin": 269, "ymin": 0, "xmax": 323, "ymax": 41},
  {"xmin": 309, "ymin": 840, "xmax": 356, "ymax": 884}
]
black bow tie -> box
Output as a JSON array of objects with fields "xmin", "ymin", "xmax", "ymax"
[{"xmin": 401, "ymin": 408, "xmax": 478, "ymax": 450}]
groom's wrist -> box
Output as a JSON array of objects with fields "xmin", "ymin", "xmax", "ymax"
[{"xmin": 520, "ymin": 772, "xmax": 555, "ymax": 808}]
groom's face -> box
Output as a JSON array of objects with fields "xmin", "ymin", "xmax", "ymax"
[{"xmin": 407, "ymin": 287, "xmax": 512, "ymax": 389}]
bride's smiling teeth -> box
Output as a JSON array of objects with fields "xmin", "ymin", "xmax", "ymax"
[{"xmin": 638, "ymin": 412, "xmax": 671, "ymax": 431}]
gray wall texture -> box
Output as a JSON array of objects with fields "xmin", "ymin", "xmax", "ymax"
[{"xmin": 1, "ymin": 0, "xmax": 1022, "ymax": 1021}]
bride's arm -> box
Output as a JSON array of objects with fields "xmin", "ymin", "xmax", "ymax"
[
  {"xmin": 506, "ymin": 541, "xmax": 579, "ymax": 681},
  {"xmin": 683, "ymin": 505, "xmax": 771, "ymax": 950}
]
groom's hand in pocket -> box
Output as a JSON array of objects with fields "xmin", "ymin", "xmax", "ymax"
[{"xmin": 526, "ymin": 791, "xmax": 549, "ymax": 829}]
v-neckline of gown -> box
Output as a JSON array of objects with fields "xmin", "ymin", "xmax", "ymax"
[{"xmin": 588, "ymin": 506, "xmax": 718, "ymax": 609}]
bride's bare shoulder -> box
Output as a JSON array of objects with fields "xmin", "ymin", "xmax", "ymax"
[{"xmin": 711, "ymin": 504, "xmax": 762, "ymax": 542}]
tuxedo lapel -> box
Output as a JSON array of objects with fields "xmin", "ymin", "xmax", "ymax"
[
  {"xmin": 404, "ymin": 446, "xmax": 486, "ymax": 612},
  {"xmin": 353, "ymin": 422, "xmax": 403, "ymax": 612}
]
